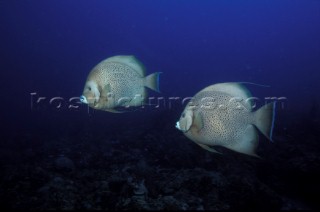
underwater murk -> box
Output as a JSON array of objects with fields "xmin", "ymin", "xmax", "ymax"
[{"xmin": 0, "ymin": 0, "xmax": 319, "ymax": 210}]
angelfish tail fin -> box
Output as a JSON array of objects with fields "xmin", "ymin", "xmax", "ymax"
[
  {"xmin": 253, "ymin": 101, "xmax": 276, "ymax": 141},
  {"xmin": 144, "ymin": 72, "xmax": 162, "ymax": 92}
]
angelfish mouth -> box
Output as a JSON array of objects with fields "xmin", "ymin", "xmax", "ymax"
[
  {"xmin": 175, "ymin": 121, "xmax": 181, "ymax": 130},
  {"xmin": 80, "ymin": 95, "xmax": 88, "ymax": 104}
]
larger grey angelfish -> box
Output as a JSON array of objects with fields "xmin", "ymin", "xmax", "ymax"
[
  {"xmin": 175, "ymin": 82, "xmax": 276, "ymax": 157},
  {"xmin": 80, "ymin": 55, "xmax": 161, "ymax": 113}
]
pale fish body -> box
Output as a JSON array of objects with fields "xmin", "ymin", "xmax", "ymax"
[
  {"xmin": 176, "ymin": 82, "xmax": 276, "ymax": 157},
  {"xmin": 80, "ymin": 55, "xmax": 161, "ymax": 113}
]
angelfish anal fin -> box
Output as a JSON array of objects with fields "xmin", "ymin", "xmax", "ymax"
[
  {"xmin": 197, "ymin": 143, "xmax": 222, "ymax": 154},
  {"xmin": 226, "ymin": 124, "xmax": 261, "ymax": 158},
  {"xmin": 103, "ymin": 108, "xmax": 125, "ymax": 113}
]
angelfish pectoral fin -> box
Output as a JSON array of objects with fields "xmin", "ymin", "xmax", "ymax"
[
  {"xmin": 101, "ymin": 84, "xmax": 112, "ymax": 98},
  {"xmin": 197, "ymin": 143, "xmax": 222, "ymax": 154},
  {"xmin": 193, "ymin": 110, "xmax": 204, "ymax": 132},
  {"xmin": 101, "ymin": 84, "xmax": 117, "ymax": 108}
]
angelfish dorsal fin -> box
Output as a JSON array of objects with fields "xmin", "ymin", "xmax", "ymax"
[
  {"xmin": 104, "ymin": 55, "xmax": 146, "ymax": 76},
  {"xmin": 200, "ymin": 82, "xmax": 253, "ymax": 111}
]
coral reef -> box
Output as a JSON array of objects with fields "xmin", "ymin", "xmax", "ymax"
[{"xmin": 0, "ymin": 110, "xmax": 319, "ymax": 210}]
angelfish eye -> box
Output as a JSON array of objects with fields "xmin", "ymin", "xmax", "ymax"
[
  {"xmin": 182, "ymin": 113, "xmax": 185, "ymax": 118},
  {"xmin": 88, "ymin": 87, "xmax": 91, "ymax": 91}
]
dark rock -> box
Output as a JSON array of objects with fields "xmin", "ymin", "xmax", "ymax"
[{"xmin": 54, "ymin": 156, "xmax": 75, "ymax": 172}]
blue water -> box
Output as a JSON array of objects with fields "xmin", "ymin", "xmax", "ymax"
[{"xmin": 1, "ymin": 0, "xmax": 320, "ymax": 210}]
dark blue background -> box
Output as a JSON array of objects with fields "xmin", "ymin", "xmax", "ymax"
[{"xmin": 1, "ymin": 0, "xmax": 320, "ymax": 133}]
